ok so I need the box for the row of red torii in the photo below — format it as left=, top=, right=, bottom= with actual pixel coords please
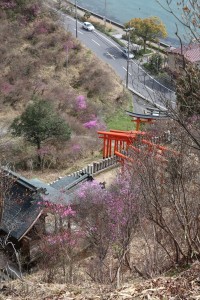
left=97, top=111, right=176, bottom=163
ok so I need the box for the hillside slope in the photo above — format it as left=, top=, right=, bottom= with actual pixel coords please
left=1, top=261, right=200, bottom=299
left=0, top=0, right=130, bottom=170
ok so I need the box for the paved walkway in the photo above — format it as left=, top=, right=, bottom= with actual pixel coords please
left=94, top=166, right=119, bottom=186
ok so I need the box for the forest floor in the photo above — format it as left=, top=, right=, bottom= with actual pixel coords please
left=1, top=261, right=200, bottom=299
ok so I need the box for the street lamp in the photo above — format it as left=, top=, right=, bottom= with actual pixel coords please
left=124, top=27, right=134, bottom=88
left=75, top=0, right=78, bottom=38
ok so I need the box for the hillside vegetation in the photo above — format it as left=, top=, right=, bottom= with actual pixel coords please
left=0, top=0, right=130, bottom=171
left=1, top=2, right=200, bottom=300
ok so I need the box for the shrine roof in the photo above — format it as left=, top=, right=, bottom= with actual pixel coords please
left=0, top=169, right=92, bottom=241
left=125, top=110, right=169, bottom=119
left=0, top=169, right=43, bottom=241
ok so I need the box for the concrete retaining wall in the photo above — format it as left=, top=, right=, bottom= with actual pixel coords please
left=68, top=1, right=125, bottom=29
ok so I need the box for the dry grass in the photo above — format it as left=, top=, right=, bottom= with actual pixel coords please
left=0, top=5, right=131, bottom=172
left=19, top=156, right=118, bottom=184
left=1, top=262, right=200, bottom=299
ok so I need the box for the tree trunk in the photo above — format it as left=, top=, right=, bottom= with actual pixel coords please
left=36, top=140, right=42, bottom=169
left=67, top=218, right=73, bottom=283
left=0, top=197, right=4, bottom=223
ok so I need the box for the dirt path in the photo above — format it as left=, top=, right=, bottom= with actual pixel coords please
left=93, top=166, right=119, bottom=186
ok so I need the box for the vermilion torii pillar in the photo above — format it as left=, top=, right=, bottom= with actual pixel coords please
left=98, top=130, right=146, bottom=159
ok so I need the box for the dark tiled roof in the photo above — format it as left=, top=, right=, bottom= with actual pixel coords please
left=0, top=169, right=93, bottom=240
left=0, top=175, right=43, bottom=241
left=29, top=178, right=73, bottom=205
left=50, top=174, right=90, bottom=191
left=50, top=175, right=80, bottom=190
left=125, top=110, right=169, bottom=119
left=49, top=174, right=93, bottom=199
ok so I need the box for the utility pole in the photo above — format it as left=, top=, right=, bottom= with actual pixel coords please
left=104, top=0, right=107, bottom=28
left=126, top=30, right=131, bottom=88
left=125, top=26, right=134, bottom=88
left=75, top=0, right=78, bottom=38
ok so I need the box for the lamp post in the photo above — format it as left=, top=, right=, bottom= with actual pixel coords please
left=75, top=0, right=78, bottom=38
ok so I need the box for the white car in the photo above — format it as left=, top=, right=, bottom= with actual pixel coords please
left=82, top=22, right=95, bottom=31
left=122, top=48, right=134, bottom=59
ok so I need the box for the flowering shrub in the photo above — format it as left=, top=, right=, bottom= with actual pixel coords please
left=40, top=198, right=76, bottom=219
left=38, top=197, right=80, bottom=282
left=72, top=143, right=81, bottom=152
left=37, top=146, right=50, bottom=157
left=83, top=119, right=98, bottom=129
left=1, top=1, right=40, bottom=21
left=83, top=117, right=106, bottom=130
left=64, top=40, right=75, bottom=51
left=42, top=229, right=84, bottom=250
left=76, top=95, right=86, bottom=110
left=34, top=21, right=50, bottom=34
left=0, top=0, right=16, bottom=9
left=1, top=82, right=14, bottom=94
left=75, top=175, right=139, bottom=283
left=26, top=4, right=40, bottom=18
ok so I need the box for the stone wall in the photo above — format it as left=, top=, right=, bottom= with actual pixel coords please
left=69, top=156, right=118, bottom=177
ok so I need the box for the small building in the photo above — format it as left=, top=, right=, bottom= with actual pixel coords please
left=0, top=168, right=92, bottom=266
left=167, top=43, right=200, bottom=76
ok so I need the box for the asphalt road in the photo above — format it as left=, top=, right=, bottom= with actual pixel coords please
left=50, top=6, right=176, bottom=113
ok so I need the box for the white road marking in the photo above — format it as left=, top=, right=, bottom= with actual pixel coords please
left=106, top=52, right=116, bottom=60
left=48, top=5, right=175, bottom=99
left=122, top=67, right=131, bottom=76
left=92, top=39, right=100, bottom=46
left=78, top=30, right=83, bottom=35
left=95, top=31, right=121, bottom=51
left=146, top=86, right=154, bottom=92
left=73, top=28, right=83, bottom=34
left=67, top=15, right=82, bottom=25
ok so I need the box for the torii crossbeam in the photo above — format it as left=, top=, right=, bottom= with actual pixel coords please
left=125, top=110, right=169, bottom=131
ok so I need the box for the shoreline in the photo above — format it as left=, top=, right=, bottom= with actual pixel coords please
left=68, top=3, right=171, bottom=51
left=68, top=2, right=172, bottom=49
left=69, top=1, right=179, bottom=47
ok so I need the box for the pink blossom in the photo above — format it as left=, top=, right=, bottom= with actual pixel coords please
left=72, top=144, right=81, bottom=152
left=35, top=22, right=49, bottom=34
left=1, top=82, right=14, bottom=95
left=0, top=1, right=16, bottom=9
left=64, top=40, right=74, bottom=51
left=76, top=95, right=86, bottom=109
left=37, top=146, right=50, bottom=157
left=41, top=198, right=76, bottom=218
left=83, top=119, right=98, bottom=129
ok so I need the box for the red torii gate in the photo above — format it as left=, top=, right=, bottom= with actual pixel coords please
left=125, top=110, right=169, bottom=131
left=97, top=130, right=146, bottom=159
left=97, top=111, right=174, bottom=163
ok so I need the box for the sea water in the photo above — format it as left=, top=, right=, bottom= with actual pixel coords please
left=77, top=0, right=188, bottom=46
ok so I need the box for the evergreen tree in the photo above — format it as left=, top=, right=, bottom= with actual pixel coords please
left=10, top=99, right=71, bottom=167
